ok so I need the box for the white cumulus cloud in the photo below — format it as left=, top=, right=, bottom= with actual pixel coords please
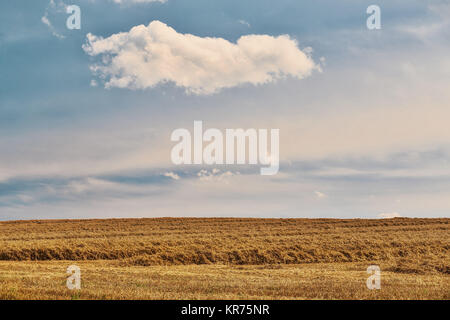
left=82, top=21, right=318, bottom=95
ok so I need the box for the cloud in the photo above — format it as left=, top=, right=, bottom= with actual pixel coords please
left=314, top=191, right=326, bottom=199
left=238, top=20, right=251, bottom=27
left=41, top=0, right=67, bottom=39
left=164, top=172, right=180, bottom=180
left=41, top=16, right=51, bottom=27
left=62, top=177, right=121, bottom=194
left=82, top=21, right=318, bottom=95
left=397, top=3, right=450, bottom=42
left=378, top=212, right=402, bottom=219
left=197, top=169, right=238, bottom=182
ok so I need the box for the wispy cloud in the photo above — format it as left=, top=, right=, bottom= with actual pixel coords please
left=397, top=2, right=450, bottom=42
left=238, top=20, right=251, bottom=27
left=314, top=191, right=326, bottom=199
left=164, top=172, right=180, bottom=180
left=197, top=169, right=238, bottom=183
left=41, top=0, right=67, bottom=39
left=378, top=212, right=402, bottom=219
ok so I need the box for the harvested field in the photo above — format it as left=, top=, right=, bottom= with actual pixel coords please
left=0, top=218, right=448, bottom=299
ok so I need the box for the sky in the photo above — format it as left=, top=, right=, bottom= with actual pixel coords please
left=0, top=0, right=449, bottom=220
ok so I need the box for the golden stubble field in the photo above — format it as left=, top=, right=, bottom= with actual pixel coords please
left=0, top=218, right=448, bottom=299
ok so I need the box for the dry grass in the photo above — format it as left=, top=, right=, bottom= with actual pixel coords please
left=0, top=218, right=448, bottom=299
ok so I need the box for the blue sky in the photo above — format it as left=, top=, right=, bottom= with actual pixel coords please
left=0, top=0, right=449, bottom=220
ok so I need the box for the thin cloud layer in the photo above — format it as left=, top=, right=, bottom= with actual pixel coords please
left=83, top=21, right=318, bottom=94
